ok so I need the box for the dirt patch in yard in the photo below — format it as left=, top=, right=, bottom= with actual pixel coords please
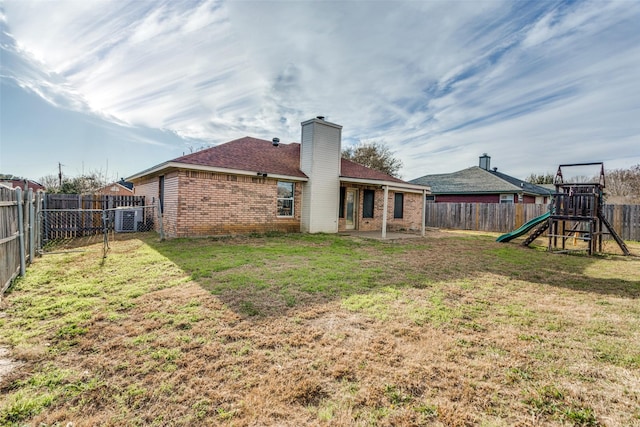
left=0, top=347, right=21, bottom=384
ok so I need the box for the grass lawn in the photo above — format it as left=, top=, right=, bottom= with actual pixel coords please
left=0, top=231, right=639, bottom=426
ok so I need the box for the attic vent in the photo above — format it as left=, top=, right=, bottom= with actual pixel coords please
left=316, top=116, right=325, bottom=120
left=272, top=137, right=280, bottom=146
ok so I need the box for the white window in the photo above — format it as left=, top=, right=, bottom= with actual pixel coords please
left=500, top=194, right=514, bottom=204
left=277, top=181, right=294, bottom=217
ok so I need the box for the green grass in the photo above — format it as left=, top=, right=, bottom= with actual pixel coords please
left=0, top=232, right=638, bottom=426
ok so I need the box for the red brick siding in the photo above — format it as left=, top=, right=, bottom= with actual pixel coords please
left=135, top=170, right=299, bottom=238
left=436, top=194, right=501, bottom=203
left=338, top=185, right=423, bottom=232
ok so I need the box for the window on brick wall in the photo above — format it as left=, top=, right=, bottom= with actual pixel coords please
left=277, top=181, right=294, bottom=217
left=363, top=189, right=374, bottom=218
left=394, top=192, right=404, bottom=219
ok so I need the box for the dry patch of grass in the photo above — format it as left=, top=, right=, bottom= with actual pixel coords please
left=1, top=231, right=639, bottom=426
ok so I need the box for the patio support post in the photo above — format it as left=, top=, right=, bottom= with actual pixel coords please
left=382, top=185, right=388, bottom=240
left=421, top=189, right=426, bottom=237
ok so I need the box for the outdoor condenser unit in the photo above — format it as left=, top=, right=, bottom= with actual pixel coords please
left=114, top=207, right=144, bottom=232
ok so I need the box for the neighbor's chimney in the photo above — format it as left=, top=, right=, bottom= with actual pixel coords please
left=479, top=153, right=491, bottom=171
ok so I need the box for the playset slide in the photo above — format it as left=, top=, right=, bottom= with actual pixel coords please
left=496, top=212, right=551, bottom=243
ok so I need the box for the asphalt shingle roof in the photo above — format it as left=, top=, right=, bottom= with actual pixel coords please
left=163, top=137, right=410, bottom=185
left=172, top=137, right=307, bottom=178
left=410, top=166, right=551, bottom=196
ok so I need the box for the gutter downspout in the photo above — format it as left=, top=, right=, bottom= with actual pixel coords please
left=382, top=185, right=389, bottom=240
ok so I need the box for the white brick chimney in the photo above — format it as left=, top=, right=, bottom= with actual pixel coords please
left=300, top=116, right=342, bottom=233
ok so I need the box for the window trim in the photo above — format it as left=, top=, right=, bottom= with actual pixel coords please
left=277, top=181, right=295, bottom=217
left=500, top=194, right=514, bottom=204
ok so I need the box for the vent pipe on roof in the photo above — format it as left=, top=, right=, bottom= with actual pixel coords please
left=272, top=137, right=280, bottom=147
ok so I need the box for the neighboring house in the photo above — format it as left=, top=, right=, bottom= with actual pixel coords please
left=410, top=154, right=552, bottom=204
left=127, top=117, right=431, bottom=238
left=0, top=179, right=45, bottom=192
left=95, top=179, right=134, bottom=196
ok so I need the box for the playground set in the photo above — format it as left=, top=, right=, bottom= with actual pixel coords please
left=497, top=162, right=630, bottom=256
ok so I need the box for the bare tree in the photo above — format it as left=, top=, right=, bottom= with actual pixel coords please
left=342, top=141, right=403, bottom=178
left=606, top=164, right=640, bottom=203
left=40, top=170, right=109, bottom=194
left=525, top=173, right=555, bottom=184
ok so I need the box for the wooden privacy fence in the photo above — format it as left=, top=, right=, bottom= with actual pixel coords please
left=425, top=202, right=640, bottom=240
left=45, top=194, right=144, bottom=210
left=42, top=194, right=147, bottom=242
left=1, top=186, right=43, bottom=296
left=603, top=204, right=640, bottom=241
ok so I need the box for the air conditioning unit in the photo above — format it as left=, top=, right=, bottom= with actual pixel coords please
left=114, top=207, right=143, bottom=232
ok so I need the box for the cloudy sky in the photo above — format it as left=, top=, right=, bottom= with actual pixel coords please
left=1, top=0, right=639, bottom=183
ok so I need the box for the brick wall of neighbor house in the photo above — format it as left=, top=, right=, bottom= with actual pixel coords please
left=435, top=194, right=541, bottom=204
left=174, top=170, right=301, bottom=237
left=338, top=186, right=423, bottom=232
left=436, top=194, right=501, bottom=203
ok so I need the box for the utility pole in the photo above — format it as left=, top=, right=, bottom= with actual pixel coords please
left=58, top=162, right=63, bottom=187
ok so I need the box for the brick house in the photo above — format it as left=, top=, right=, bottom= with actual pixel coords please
left=0, top=179, right=45, bottom=192
left=95, top=180, right=134, bottom=196
left=410, top=154, right=552, bottom=204
left=127, top=117, right=430, bottom=238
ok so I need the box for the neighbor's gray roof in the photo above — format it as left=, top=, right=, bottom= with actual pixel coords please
left=410, top=166, right=552, bottom=196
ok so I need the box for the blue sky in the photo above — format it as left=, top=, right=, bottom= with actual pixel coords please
left=1, top=0, right=639, bottom=183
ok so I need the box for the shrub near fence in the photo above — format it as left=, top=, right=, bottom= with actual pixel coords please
left=1, top=186, right=43, bottom=295
left=425, top=202, right=640, bottom=240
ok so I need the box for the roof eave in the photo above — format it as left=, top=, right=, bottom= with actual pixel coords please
left=127, top=162, right=308, bottom=182
left=340, top=176, right=431, bottom=194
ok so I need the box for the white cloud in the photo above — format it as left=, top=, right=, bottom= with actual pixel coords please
left=2, top=0, right=640, bottom=181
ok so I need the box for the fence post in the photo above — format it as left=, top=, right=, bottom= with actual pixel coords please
left=102, top=208, right=109, bottom=258
left=28, top=188, right=35, bottom=263
left=16, top=188, right=26, bottom=277
left=42, top=194, right=49, bottom=247
left=156, top=199, right=165, bottom=241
